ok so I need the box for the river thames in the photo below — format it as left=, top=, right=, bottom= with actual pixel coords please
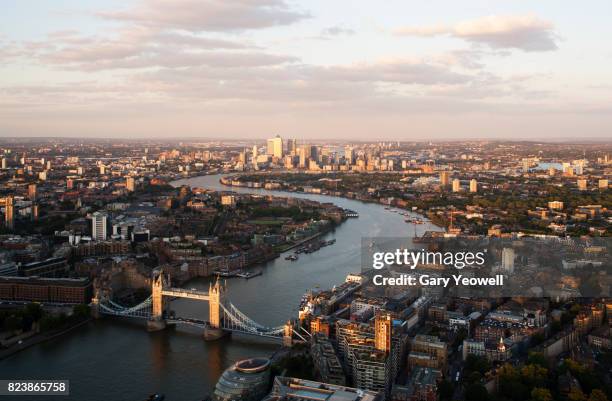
left=0, top=174, right=440, bottom=401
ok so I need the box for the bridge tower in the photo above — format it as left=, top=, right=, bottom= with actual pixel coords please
left=204, top=277, right=228, bottom=340
left=208, top=277, right=226, bottom=328
left=147, top=271, right=167, bottom=331
left=283, top=320, right=293, bottom=347
left=90, top=287, right=101, bottom=319
left=151, top=272, right=164, bottom=319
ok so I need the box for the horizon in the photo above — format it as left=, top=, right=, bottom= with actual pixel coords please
left=0, top=135, right=611, bottom=144
left=1, top=1, right=612, bottom=139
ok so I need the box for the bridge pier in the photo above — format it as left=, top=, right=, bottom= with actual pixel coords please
left=147, top=318, right=167, bottom=332
left=203, top=325, right=229, bottom=341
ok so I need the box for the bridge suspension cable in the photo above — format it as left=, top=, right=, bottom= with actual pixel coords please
left=219, top=303, right=285, bottom=338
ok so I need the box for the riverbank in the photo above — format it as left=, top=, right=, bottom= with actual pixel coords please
left=216, top=174, right=439, bottom=228
left=0, top=318, right=91, bottom=361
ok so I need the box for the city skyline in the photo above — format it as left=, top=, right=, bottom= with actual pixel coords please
left=1, top=0, right=612, bottom=140
left=0, top=138, right=609, bottom=400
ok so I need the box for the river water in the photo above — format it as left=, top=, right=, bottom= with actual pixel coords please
left=0, top=174, right=440, bottom=401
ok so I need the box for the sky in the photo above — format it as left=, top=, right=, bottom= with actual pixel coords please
left=0, top=0, right=611, bottom=141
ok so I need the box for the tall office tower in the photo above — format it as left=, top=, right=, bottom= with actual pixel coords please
left=577, top=178, right=588, bottom=191
left=501, top=247, right=515, bottom=273
left=66, top=178, right=74, bottom=189
left=469, top=179, right=478, bottom=193
left=599, top=179, right=609, bottom=190
left=375, top=314, right=392, bottom=353
left=252, top=145, right=258, bottom=159
left=439, top=171, right=450, bottom=186
left=522, top=158, right=530, bottom=172
left=284, top=155, right=294, bottom=169
left=238, top=150, right=247, bottom=164
left=308, top=159, right=320, bottom=171
left=4, top=196, right=14, bottom=230
left=1, top=158, right=6, bottom=169
left=452, top=179, right=461, bottom=192
left=99, top=165, right=106, bottom=175
left=345, top=146, right=354, bottom=165
left=31, top=204, right=39, bottom=221
left=91, top=211, right=108, bottom=241
left=286, top=138, right=297, bottom=155
left=28, top=183, right=37, bottom=200
left=46, top=161, right=52, bottom=170
left=298, top=146, right=308, bottom=168
left=267, top=135, right=283, bottom=158
left=574, top=165, right=584, bottom=175
left=310, top=145, right=319, bottom=162
left=126, top=176, right=135, bottom=192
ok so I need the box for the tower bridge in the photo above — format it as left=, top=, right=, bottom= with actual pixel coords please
left=92, top=272, right=305, bottom=345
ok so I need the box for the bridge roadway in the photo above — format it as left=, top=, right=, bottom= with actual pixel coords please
left=167, top=317, right=208, bottom=328
left=161, top=287, right=210, bottom=301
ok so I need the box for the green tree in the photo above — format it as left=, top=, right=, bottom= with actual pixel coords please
left=527, top=352, right=547, bottom=368
left=465, top=354, right=491, bottom=375
left=521, top=364, right=548, bottom=388
left=465, top=384, right=488, bottom=401
left=25, top=303, right=44, bottom=321
left=569, top=388, right=587, bottom=401
left=588, top=390, right=608, bottom=401
left=4, top=315, right=22, bottom=333
left=530, top=388, right=552, bottom=401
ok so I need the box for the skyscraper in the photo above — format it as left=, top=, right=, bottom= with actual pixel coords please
left=375, top=313, right=392, bottom=353
left=4, top=196, right=14, bottom=230
left=126, top=176, right=135, bottom=192
left=298, top=146, right=308, bottom=168
left=577, top=179, right=587, bottom=191
left=267, top=135, right=283, bottom=158
left=439, top=171, right=450, bottom=186
left=452, top=179, right=461, bottom=192
left=345, top=146, right=354, bottom=165
left=284, top=155, right=294, bottom=169
left=286, top=138, right=297, bottom=155
left=28, top=183, right=37, bottom=200
left=469, top=179, right=478, bottom=193
left=501, top=247, right=515, bottom=273
left=91, top=211, right=108, bottom=241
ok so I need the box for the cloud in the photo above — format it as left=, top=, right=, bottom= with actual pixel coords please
left=395, top=15, right=558, bottom=52
left=321, top=26, right=355, bottom=36
left=11, top=1, right=308, bottom=71
left=310, top=59, right=472, bottom=86
left=99, top=0, right=309, bottom=32
left=18, top=27, right=294, bottom=70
